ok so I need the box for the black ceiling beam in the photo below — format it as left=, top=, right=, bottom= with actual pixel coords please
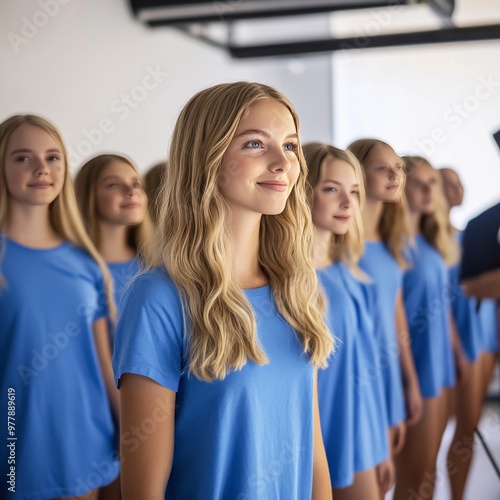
left=228, top=23, right=500, bottom=58
left=135, top=0, right=418, bottom=25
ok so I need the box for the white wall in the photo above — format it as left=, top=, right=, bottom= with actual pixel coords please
left=0, top=0, right=333, bottom=175
left=330, top=1, right=500, bottom=229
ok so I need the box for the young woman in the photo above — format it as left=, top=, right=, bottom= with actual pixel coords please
left=0, top=115, right=119, bottom=499
left=112, top=82, right=334, bottom=499
left=393, top=156, right=467, bottom=500
left=439, top=167, right=498, bottom=499
left=304, top=142, right=393, bottom=499
left=74, top=154, right=151, bottom=319
left=348, top=139, right=423, bottom=457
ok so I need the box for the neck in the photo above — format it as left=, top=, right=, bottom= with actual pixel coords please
left=98, top=222, right=135, bottom=262
left=363, top=198, right=384, bottom=241
left=226, top=209, right=267, bottom=289
left=408, top=210, right=421, bottom=235
left=4, top=202, right=62, bottom=247
left=312, top=226, right=333, bottom=269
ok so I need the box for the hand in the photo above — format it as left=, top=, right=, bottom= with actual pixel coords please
left=376, top=457, right=395, bottom=496
left=404, top=379, right=423, bottom=427
left=391, top=422, right=406, bottom=455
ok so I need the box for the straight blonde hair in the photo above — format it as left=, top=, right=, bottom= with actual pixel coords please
left=74, top=153, right=153, bottom=257
left=303, top=142, right=367, bottom=274
left=0, top=115, right=117, bottom=322
left=348, top=138, right=411, bottom=268
left=148, top=81, right=334, bottom=381
left=404, top=155, right=459, bottom=266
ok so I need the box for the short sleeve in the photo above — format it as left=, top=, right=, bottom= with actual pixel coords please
left=112, top=268, right=185, bottom=392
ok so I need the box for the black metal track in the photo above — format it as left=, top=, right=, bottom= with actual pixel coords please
left=227, top=23, right=500, bottom=58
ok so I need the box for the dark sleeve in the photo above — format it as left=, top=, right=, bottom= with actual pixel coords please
left=460, top=204, right=500, bottom=280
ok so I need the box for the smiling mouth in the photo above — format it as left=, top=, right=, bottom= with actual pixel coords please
left=28, top=183, right=52, bottom=189
left=334, top=215, right=350, bottom=221
left=257, top=182, right=288, bottom=192
left=387, top=185, right=399, bottom=190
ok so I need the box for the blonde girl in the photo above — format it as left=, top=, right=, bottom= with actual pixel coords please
left=112, top=82, right=334, bottom=499
left=304, top=142, right=394, bottom=500
left=75, top=154, right=152, bottom=320
left=0, top=115, right=119, bottom=499
left=394, top=156, right=467, bottom=500
left=348, top=139, right=423, bottom=457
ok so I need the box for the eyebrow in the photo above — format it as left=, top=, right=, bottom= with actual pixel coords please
left=235, top=129, right=298, bottom=140
left=323, top=179, right=359, bottom=187
left=9, top=148, right=62, bottom=156
left=101, top=175, right=141, bottom=182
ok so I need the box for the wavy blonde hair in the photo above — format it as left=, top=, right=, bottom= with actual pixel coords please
left=303, top=142, right=366, bottom=273
left=0, top=115, right=117, bottom=322
left=348, top=138, right=411, bottom=268
left=74, top=154, right=153, bottom=256
left=148, top=81, right=334, bottom=381
left=404, top=155, right=459, bottom=266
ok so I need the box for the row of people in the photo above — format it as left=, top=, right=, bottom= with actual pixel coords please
left=0, top=81, right=497, bottom=500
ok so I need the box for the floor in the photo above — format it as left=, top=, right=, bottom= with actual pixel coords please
left=386, top=367, right=500, bottom=499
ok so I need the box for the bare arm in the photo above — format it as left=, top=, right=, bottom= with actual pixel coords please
left=93, top=317, right=120, bottom=419
left=395, top=292, right=423, bottom=426
left=312, top=370, right=332, bottom=500
left=462, top=269, right=500, bottom=299
left=120, top=373, right=176, bottom=500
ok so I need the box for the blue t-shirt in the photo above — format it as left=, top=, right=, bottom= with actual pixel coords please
left=403, top=235, right=456, bottom=398
left=317, top=263, right=355, bottom=488
left=317, top=263, right=389, bottom=479
left=113, top=267, right=315, bottom=500
left=107, top=257, right=141, bottom=311
left=107, top=257, right=141, bottom=349
left=359, top=241, right=406, bottom=427
left=0, top=236, right=119, bottom=500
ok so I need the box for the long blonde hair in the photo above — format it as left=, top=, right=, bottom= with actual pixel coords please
left=348, top=138, right=411, bottom=268
left=0, top=115, right=117, bottom=322
left=404, top=155, right=459, bottom=265
left=303, top=142, right=366, bottom=271
left=74, top=154, right=153, bottom=256
left=143, top=161, right=165, bottom=224
left=148, top=81, right=334, bottom=381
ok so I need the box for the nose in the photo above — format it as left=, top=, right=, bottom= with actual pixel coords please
left=268, top=147, right=292, bottom=174
left=34, top=157, right=49, bottom=176
left=340, top=191, right=351, bottom=208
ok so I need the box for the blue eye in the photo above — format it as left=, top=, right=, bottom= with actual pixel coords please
left=245, top=140, right=262, bottom=149
left=323, top=187, right=337, bottom=193
left=283, top=143, right=298, bottom=152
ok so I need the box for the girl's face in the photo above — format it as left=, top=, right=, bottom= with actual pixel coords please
left=219, top=99, right=300, bottom=217
left=4, top=123, right=65, bottom=208
left=96, top=160, right=147, bottom=227
left=363, top=144, right=405, bottom=203
left=312, top=157, right=360, bottom=235
left=440, top=168, right=464, bottom=208
left=405, top=161, right=438, bottom=215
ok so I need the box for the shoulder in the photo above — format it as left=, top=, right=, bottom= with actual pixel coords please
left=122, top=267, right=183, bottom=311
